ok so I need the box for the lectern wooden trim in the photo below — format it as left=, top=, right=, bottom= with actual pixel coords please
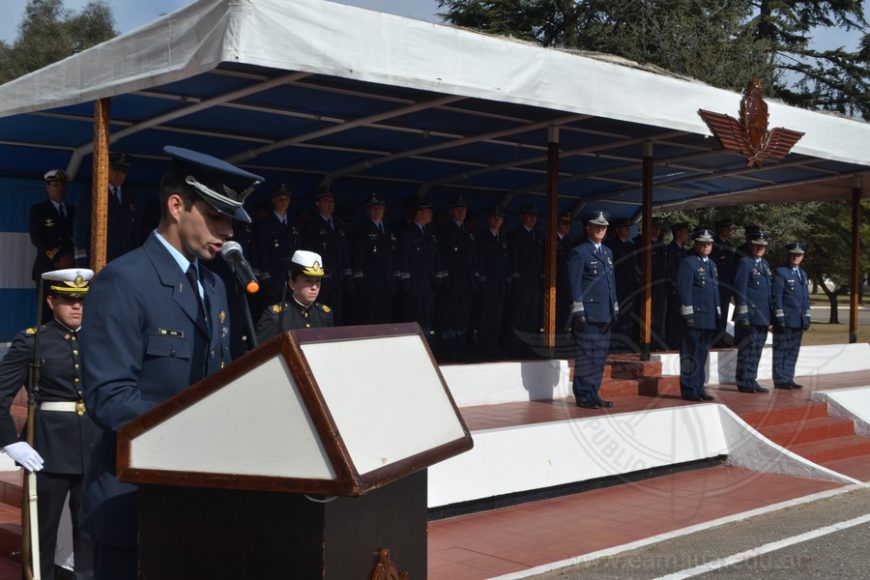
left=117, top=322, right=473, bottom=496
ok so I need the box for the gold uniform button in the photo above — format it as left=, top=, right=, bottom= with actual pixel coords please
left=74, top=363, right=79, bottom=369
left=305, top=323, right=311, bottom=328
left=72, top=350, right=79, bottom=356
left=73, top=377, right=80, bottom=383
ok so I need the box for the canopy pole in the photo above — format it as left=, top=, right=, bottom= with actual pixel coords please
left=91, top=98, right=111, bottom=272
left=849, top=175, right=862, bottom=344
left=544, top=126, right=560, bottom=352
left=640, top=142, right=653, bottom=361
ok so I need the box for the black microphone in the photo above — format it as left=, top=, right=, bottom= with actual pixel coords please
left=220, top=241, right=260, bottom=294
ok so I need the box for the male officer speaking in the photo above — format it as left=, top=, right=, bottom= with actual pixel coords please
left=566, top=210, right=618, bottom=409
left=677, top=228, right=720, bottom=401
left=772, top=242, right=811, bottom=389
left=80, top=147, right=262, bottom=579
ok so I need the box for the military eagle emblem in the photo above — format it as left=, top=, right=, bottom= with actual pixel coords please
left=698, top=78, right=804, bottom=168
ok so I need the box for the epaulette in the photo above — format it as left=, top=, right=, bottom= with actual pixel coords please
left=316, top=303, right=333, bottom=315
left=270, top=303, right=285, bottom=314
left=24, top=327, right=37, bottom=336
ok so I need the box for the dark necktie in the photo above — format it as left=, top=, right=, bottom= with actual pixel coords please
left=186, top=265, right=208, bottom=332
left=58, top=204, right=66, bottom=219
left=327, top=218, right=334, bottom=231
left=378, top=223, right=385, bottom=235
left=794, top=269, right=801, bottom=282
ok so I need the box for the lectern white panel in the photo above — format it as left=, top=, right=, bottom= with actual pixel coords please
left=130, top=355, right=336, bottom=479
left=301, top=335, right=467, bottom=475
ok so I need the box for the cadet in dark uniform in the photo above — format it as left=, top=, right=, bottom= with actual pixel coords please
left=75, top=153, right=138, bottom=267
left=396, top=197, right=443, bottom=339
left=635, top=218, right=669, bottom=351
left=772, top=242, right=811, bottom=389
left=606, top=218, right=639, bottom=351
left=30, top=170, right=76, bottom=322
left=711, top=219, right=738, bottom=346
left=256, top=250, right=334, bottom=342
left=80, top=146, right=259, bottom=579
left=506, top=203, right=544, bottom=358
left=253, top=184, right=299, bottom=306
left=665, top=222, right=689, bottom=349
left=555, top=212, right=574, bottom=334
left=350, top=194, right=396, bottom=325
left=473, top=207, right=510, bottom=361
left=301, top=186, right=351, bottom=324
left=0, top=268, right=100, bottom=580
left=566, top=210, right=619, bottom=409
left=677, top=229, right=720, bottom=401
left=436, top=195, right=476, bottom=361
left=733, top=229, right=773, bottom=393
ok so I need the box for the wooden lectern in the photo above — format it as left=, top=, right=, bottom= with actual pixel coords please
left=117, top=323, right=473, bottom=579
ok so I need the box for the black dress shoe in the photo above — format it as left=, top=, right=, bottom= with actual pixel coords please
left=682, top=394, right=702, bottom=401
left=774, top=383, right=794, bottom=390
left=700, top=394, right=716, bottom=401
left=737, top=387, right=756, bottom=393
left=577, top=401, right=601, bottom=409
left=754, top=386, right=770, bottom=393
left=790, top=382, right=804, bottom=390
left=598, top=400, right=615, bottom=408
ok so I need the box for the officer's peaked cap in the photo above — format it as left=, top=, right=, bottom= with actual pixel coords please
left=584, top=210, right=610, bottom=226
left=44, top=169, right=67, bottom=183
left=109, top=152, right=131, bottom=170
left=290, top=250, right=325, bottom=277
left=520, top=203, right=539, bottom=215
left=671, top=222, right=689, bottom=233
left=747, top=230, right=769, bottom=246
left=786, top=241, right=806, bottom=254
left=42, top=268, right=94, bottom=298
left=692, top=228, right=715, bottom=243
left=365, top=193, right=386, bottom=207
left=449, top=195, right=468, bottom=208
left=412, top=197, right=433, bottom=212
left=164, top=146, right=262, bottom=223
left=315, top=185, right=333, bottom=200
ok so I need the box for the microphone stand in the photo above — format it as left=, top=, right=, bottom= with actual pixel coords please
left=229, top=262, right=258, bottom=351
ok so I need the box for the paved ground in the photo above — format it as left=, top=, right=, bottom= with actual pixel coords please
left=527, top=485, right=870, bottom=579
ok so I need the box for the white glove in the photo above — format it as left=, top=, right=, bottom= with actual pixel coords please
left=4, top=442, right=44, bottom=472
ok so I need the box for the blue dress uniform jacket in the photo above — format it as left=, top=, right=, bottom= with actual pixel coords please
left=566, top=240, right=618, bottom=325
left=29, top=200, right=76, bottom=281
left=301, top=215, right=351, bottom=323
left=772, top=266, right=811, bottom=387
left=253, top=213, right=300, bottom=304
left=567, top=240, right=618, bottom=406
left=733, top=256, right=773, bottom=326
left=80, top=232, right=232, bottom=548
left=676, top=255, right=720, bottom=330
left=676, top=254, right=720, bottom=399
left=350, top=220, right=396, bottom=324
left=0, top=321, right=101, bottom=578
left=773, top=267, right=811, bottom=328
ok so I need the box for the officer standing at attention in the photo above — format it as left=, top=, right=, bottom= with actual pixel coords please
left=437, top=195, right=476, bottom=361
left=301, top=186, right=351, bottom=324
left=0, top=268, right=101, bottom=580
left=677, top=229, right=720, bottom=401
left=256, top=250, right=333, bottom=342
left=733, top=229, right=773, bottom=393
left=665, top=222, right=690, bottom=349
left=80, top=146, right=260, bottom=579
left=606, top=218, right=639, bottom=351
left=710, top=219, right=738, bottom=346
left=506, top=203, right=544, bottom=358
left=566, top=210, right=618, bottom=409
left=253, top=184, right=299, bottom=306
left=30, top=170, right=76, bottom=321
left=75, top=153, right=138, bottom=267
left=555, top=212, right=574, bottom=334
left=350, top=194, right=395, bottom=325
left=772, top=242, right=811, bottom=389
left=397, top=197, right=442, bottom=339
left=473, top=207, right=510, bottom=360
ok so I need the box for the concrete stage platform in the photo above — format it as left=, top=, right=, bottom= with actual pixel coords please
left=428, top=360, right=870, bottom=580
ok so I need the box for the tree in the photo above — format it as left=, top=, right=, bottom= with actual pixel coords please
left=438, top=0, right=869, bottom=116
left=0, top=0, right=117, bottom=84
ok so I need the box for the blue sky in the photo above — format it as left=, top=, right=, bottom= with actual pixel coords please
left=0, top=0, right=865, bottom=51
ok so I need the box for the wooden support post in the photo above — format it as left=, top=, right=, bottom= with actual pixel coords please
left=91, top=98, right=111, bottom=272
left=849, top=175, right=862, bottom=344
left=640, top=142, right=653, bottom=361
left=544, top=126, right=560, bottom=351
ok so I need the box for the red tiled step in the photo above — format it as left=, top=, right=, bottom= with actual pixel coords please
left=638, top=375, right=680, bottom=397
left=739, top=401, right=831, bottom=429
left=788, top=435, right=870, bottom=464
left=759, top=416, right=856, bottom=447
left=0, top=473, right=21, bottom=509
left=0, top=523, right=21, bottom=561
left=608, top=358, right=663, bottom=379
left=599, top=378, right=641, bottom=398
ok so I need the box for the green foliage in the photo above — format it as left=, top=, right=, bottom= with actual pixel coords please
left=0, top=0, right=117, bottom=84
left=438, top=0, right=869, bottom=117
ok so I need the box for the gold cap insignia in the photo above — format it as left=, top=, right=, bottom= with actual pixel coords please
left=218, top=310, right=226, bottom=323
